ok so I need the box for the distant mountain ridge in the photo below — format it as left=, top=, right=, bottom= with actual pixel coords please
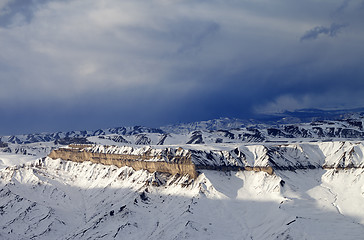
left=161, top=108, right=364, bottom=133
left=160, top=117, right=252, bottom=134
left=0, top=126, right=163, bottom=145
left=257, top=107, right=364, bottom=124
left=1, top=108, right=364, bottom=148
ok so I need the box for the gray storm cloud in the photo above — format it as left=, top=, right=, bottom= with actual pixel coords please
left=0, top=0, right=363, bottom=134
left=300, top=23, right=347, bottom=41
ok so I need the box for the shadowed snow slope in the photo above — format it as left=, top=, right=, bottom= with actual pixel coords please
left=0, top=158, right=364, bottom=240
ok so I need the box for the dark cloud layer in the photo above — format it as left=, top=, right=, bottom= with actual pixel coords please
left=0, top=0, right=364, bottom=135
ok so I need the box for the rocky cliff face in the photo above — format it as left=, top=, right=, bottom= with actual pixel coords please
left=48, top=145, right=198, bottom=179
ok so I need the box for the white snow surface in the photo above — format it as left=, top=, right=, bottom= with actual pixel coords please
left=0, top=152, right=39, bottom=170
left=0, top=157, right=364, bottom=239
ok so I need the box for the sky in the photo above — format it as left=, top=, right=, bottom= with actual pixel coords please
left=0, top=0, right=364, bottom=135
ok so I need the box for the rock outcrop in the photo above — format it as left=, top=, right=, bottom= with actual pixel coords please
left=48, top=145, right=199, bottom=179
left=48, top=145, right=276, bottom=178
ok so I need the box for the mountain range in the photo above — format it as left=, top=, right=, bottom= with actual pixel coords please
left=1, top=109, right=364, bottom=153
left=1, top=109, right=364, bottom=239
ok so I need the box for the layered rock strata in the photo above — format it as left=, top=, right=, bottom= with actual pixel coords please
left=48, top=145, right=198, bottom=179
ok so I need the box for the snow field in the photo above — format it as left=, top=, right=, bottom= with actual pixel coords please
left=0, top=157, right=363, bottom=239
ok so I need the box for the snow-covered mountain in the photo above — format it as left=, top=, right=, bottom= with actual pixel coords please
left=1, top=113, right=364, bottom=239
left=2, top=115, right=364, bottom=153
left=0, top=126, right=163, bottom=145
left=0, top=158, right=363, bottom=239
left=161, top=108, right=364, bottom=133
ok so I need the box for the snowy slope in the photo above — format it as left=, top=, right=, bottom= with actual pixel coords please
left=0, top=152, right=39, bottom=170
left=0, top=158, right=363, bottom=240
left=80, top=141, right=364, bottom=170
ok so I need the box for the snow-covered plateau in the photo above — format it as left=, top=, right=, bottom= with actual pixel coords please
left=0, top=157, right=364, bottom=239
left=1, top=116, right=364, bottom=239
